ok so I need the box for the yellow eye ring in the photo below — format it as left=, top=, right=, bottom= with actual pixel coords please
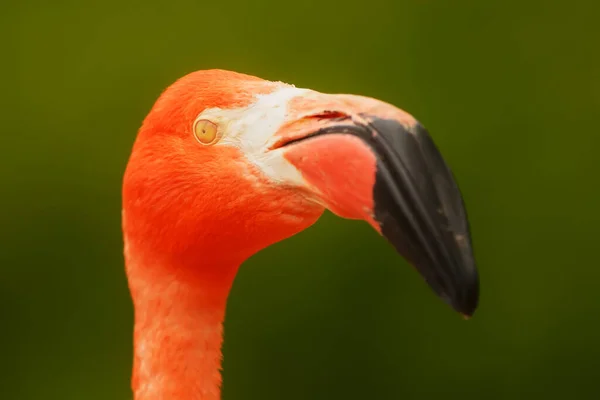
left=193, top=119, right=220, bottom=145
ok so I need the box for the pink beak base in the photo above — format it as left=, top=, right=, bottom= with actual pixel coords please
left=283, top=132, right=381, bottom=232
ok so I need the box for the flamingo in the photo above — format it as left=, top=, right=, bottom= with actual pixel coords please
left=122, top=69, right=479, bottom=400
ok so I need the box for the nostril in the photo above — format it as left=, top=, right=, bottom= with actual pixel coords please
left=269, top=112, right=353, bottom=151
left=309, top=110, right=349, bottom=121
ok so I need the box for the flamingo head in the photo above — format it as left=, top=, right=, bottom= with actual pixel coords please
left=123, top=69, right=479, bottom=317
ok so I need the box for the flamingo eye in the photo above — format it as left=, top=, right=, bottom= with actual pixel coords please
left=193, top=119, right=220, bottom=145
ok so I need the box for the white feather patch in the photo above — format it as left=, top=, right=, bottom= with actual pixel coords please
left=194, top=86, right=312, bottom=186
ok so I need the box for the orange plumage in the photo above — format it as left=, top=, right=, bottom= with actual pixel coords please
left=123, top=69, right=479, bottom=400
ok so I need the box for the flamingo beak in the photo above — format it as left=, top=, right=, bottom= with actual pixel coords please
left=274, top=113, right=479, bottom=317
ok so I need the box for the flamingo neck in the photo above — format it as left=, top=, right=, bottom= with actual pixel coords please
left=125, top=243, right=240, bottom=400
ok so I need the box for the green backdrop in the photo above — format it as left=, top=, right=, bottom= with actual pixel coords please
left=2, top=1, right=599, bottom=399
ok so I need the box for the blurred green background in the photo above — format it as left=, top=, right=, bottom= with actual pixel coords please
left=2, top=0, right=599, bottom=399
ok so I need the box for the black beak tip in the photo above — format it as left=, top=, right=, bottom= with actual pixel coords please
left=431, top=267, right=479, bottom=318
left=365, top=116, right=480, bottom=320
left=454, top=274, right=480, bottom=319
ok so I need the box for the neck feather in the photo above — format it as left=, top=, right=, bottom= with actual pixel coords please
left=125, top=239, right=240, bottom=400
